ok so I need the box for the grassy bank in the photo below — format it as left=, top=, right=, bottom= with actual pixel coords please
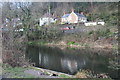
left=1, top=63, right=113, bottom=79
left=27, top=40, right=118, bottom=50
left=1, top=63, right=72, bottom=78
left=27, top=25, right=118, bottom=50
left=2, top=64, right=36, bottom=78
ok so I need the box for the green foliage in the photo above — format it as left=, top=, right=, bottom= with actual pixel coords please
left=95, top=29, right=112, bottom=38
left=88, top=30, right=94, bottom=35
left=28, top=26, right=63, bottom=42
left=58, top=74, right=71, bottom=78
left=112, top=45, right=118, bottom=50
left=67, top=41, right=75, bottom=45
left=108, top=55, right=120, bottom=70
left=27, top=41, right=46, bottom=45
left=2, top=63, right=38, bottom=78
left=84, top=43, right=90, bottom=48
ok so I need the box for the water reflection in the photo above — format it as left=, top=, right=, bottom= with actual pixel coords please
left=26, top=45, right=118, bottom=78
left=61, top=58, right=78, bottom=74
left=36, top=46, right=89, bottom=74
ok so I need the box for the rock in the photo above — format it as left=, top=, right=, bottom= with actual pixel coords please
left=97, top=73, right=108, bottom=78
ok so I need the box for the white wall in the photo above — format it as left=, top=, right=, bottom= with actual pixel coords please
left=40, top=17, right=56, bottom=26
left=97, top=22, right=105, bottom=25
left=84, top=22, right=97, bottom=26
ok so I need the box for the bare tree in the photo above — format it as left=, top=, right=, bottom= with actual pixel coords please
left=2, top=2, right=30, bottom=67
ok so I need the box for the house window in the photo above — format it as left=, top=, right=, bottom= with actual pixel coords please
left=81, top=18, right=83, bottom=20
left=79, top=18, right=81, bottom=20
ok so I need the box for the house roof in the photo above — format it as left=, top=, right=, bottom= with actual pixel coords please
left=61, top=14, right=70, bottom=18
left=42, top=13, right=56, bottom=18
left=61, top=12, right=86, bottom=18
left=75, top=13, right=86, bottom=17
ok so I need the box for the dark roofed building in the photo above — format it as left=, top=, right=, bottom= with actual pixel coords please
left=61, top=10, right=87, bottom=24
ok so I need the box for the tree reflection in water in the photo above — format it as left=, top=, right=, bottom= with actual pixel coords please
left=26, top=45, right=118, bottom=78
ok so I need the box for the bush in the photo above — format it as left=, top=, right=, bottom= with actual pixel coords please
left=67, top=41, right=75, bottom=45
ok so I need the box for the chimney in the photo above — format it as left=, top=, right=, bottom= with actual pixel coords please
left=63, top=10, right=66, bottom=15
left=81, top=12, right=84, bottom=15
left=72, top=8, right=74, bottom=12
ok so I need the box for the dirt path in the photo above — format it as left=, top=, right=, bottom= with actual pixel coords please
left=24, top=69, right=60, bottom=78
left=2, top=66, right=72, bottom=78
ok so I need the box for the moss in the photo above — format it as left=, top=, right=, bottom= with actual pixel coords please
left=58, top=74, right=71, bottom=78
left=2, top=64, right=38, bottom=78
left=112, top=45, right=118, bottom=50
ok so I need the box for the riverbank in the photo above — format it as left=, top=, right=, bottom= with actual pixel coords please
left=1, top=63, right=71, bottom=78
left=1, top=63, right=112, bottom=79
left=27, top=40, right=118, bottom=51
left=1, top=63, right=88, bottom=78
left=27, top=25, right=118, bottom=51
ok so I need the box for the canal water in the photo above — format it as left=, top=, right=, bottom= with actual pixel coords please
left=26, top=45, right=118, bottom=78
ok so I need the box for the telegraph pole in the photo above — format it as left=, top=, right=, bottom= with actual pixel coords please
left=90, top=0, right=94, bottom=21
left=48, top=2, right=50, bottom=25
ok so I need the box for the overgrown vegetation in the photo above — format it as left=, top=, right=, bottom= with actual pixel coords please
left=2, top=64, right=37, bottom=78
left=28, top=27, right=63, bottom=42
left=74, top=69, right=112, bottom=79
left=28, top=25, right=118, bottom=50
left=1, top=2, right=118, bottom=78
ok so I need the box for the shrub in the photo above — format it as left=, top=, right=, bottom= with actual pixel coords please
left=67, top=41, right=75, bottom=45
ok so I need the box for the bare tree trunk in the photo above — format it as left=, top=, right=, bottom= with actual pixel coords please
left=2, top=2, right=30, bottom=67
left=0, top=3, right=2, bottom=78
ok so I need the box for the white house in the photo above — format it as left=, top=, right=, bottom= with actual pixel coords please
left=39, top=13, right=57, bottom=26
left=39, top=17, right=57, bottom=26
left=61, top=10, right=87, bottom=24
